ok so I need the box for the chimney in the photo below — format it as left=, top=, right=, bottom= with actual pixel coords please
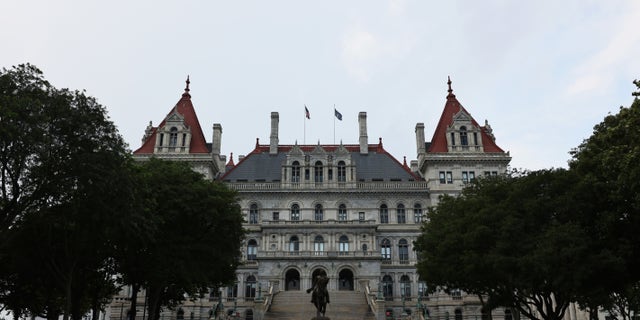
left=212, top=123, right=222, bottom=155
left=415, top=123, right=425, bottom=154
left=359, top=112, right=368, bottom=154
left=270, top=112, right=279, bottom=155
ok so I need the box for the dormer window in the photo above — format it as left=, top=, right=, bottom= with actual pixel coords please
left=460, top=126, right=468, bottom=146
left=314, top=161, right=323, bottom=183
left=291, top=161, right=301, bottom=183
left=169, top=127, right=178, bottom=147
left=337, top=161, right=346, bottom=182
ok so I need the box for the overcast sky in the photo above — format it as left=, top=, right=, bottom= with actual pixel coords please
left=2, top=1, right=639, bottom=170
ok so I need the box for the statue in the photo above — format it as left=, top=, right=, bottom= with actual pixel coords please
left=306, top=273, right=330, bottom=319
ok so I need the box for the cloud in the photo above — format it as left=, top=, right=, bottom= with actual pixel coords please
left=341, top=26, right=380, bottom=83
left=566, top=2, right=640, bottom=96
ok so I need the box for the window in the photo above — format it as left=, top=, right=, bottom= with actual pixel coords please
left=314, top=235, right=324, bottom=254
left=249, top=204, right=258, bottom=224
left=418, top=282, right=427, bottom=298
left=169, top=127, right=178, bottom=147
left=247, top=239, right=257, bottom=260
left=358, top=212, right=365, bottom=222
left=362, top=243, right=368, bottom=253
left=473, top=132, right=478, bottom=145
left=245, top=276, right=256, bottom=299
left=414, top=204, right=423, bottom=223
left=337, top=161, right=346, bottom=182
left=381, top=238, right=391, bottom=261
left=382, top=275, right=393, bottom=301
left=177, top=308, right=184, bottom=320
left=181, top=134, right=186, bottom=146
left=397, top=204, right=406, bottom=224
left=289, top=236, right=299, bottom=254
left=400, top=275, right=411, bottom=299
left=460, top=126, right=468, bottom=146
left=484, top=171, right=498, bottom=176
left=328, top=168, right=333, bottom=180
left=399, top=239, right=409, bottom=263
left=462, top=171, right=476, bottom=184
left=339, top=235, right=349, bottom=254
left=304, top=168, right=310, bottom=180
left=379, top=204, right=389, bottom=224
left=338, top=204, right=347, bottom=221
left=450, top=132, right=456, bottom=146
left=314, top=204, right=323, bottom=221
left=446, top=171, right=453, bottom=184
left=227, top=283, right=238, bottom=299
left=159, top=133, right=164, bottom=146
left=272, top=212, right=279, bottom=221
left=291, top=161, right=300, bottom=183
left=455, top=309, right=463, bottom=320
left=439, top=171, right=446, bottom=184
left=451, top=289, right=462, bottom=300
left=314, top=161, right=323, bottom=182
left=290, top=204, right=300, bottom=221
left=504, top=310, right=513, bottom=320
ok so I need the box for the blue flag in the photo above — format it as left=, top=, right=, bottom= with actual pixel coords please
left=334, top=108, right=342, bottom=121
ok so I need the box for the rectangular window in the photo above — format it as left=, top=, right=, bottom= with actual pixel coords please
left=328, top=169, right=333, bottom=180
left=473, top=132, right=478, bottom=145
left=484, top=171, right=491, bottom=176
left=469, top=171, right=475, bottom=182
left=304, top=169, right=310, bottom=180
left=446, top=171, right=453, bottom=184
left=439, top=171, right=446, bottom=184
left=359, top=212, right=365, bottom=222
left=462, top=171, right=469, bottom=184
left=450, top=132, right=456, bottom=146
left=272, top=212, right=279, bottom=221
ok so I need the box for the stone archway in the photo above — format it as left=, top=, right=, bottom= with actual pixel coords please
left=338, top=268, right=354, bottom=290
left=285, top=269, right=301, bottom=291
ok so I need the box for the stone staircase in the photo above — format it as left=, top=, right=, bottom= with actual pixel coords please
left=264, top=290, right=376, bottom=320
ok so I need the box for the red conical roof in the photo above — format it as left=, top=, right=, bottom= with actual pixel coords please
left=133, top=77, right=210, bottom=154
left=427, top=77, right=505, bottom=153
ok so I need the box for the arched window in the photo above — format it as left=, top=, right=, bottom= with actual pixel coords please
left=397, top=204, right=406, bottom=224
left=169, top=127, right=178, bottom=147
left=289, top=236, right=299, bottom=254
left=337, top=161, right=346, bottom=182
left=291, top=161, right=300, bottom=183
left=362, top=243, right=368, bottom=253
left=291, top=204, right=300, bottom=221
left=418, top=282, right=427, bottom=298
left=399, top=239, right=409, bottom=263
left=400, top=275, right=411, bottom=299
left=314, top=235, right=324, bottom=255
left=414, top=203, right=423, bottom=223
left=314, top=161, right=323, bottom=182
left=381, top=238, right=391, bottom=261
left=338, top=204, right=347, bottom=221
left=314, top=204, right=323, bottom=221
left=455, top=309, right=463, bottom=320
left=245, top=276, right=256, bottom=299
left=379, top=204, right=389, bottom=224
left=249, top=204, right=258, bottom=224
left=339, top=235, right=349, bottom=254
left=382, top=275, right=393, bottom=301
left=460, top=126, right=468, bottom=146
left=247, top=239, right=257, bottom=260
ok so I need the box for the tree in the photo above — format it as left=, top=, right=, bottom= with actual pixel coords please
left=115, top=158, right=245, bottom=320
left=0, top=64, right=141, bottom=320
left=569, top=80, right=640, bottom=319
left=415, top=169, right=619, bottom=320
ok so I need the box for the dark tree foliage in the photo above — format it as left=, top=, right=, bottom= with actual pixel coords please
left=569, top=80, right=640, bottom=319
left=0, top=64, right=141, bottom=320
left=415, top=169, right=621, bottom=320
left=117, top=158, right=245, bottom=320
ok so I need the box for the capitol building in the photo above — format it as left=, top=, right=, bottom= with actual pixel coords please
left=114, top=77, right=511, bottom=320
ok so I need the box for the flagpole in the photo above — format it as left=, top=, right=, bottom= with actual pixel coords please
left=333, top=104, right=336, bottom=145
left=304, top=106, right=306, bottom=145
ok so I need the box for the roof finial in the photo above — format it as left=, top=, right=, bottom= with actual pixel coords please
left=447, top=76, right=452, bottom=94
left=185, top=75, right=190, bottom=92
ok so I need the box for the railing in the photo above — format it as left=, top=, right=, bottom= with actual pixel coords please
left=227, top=181, right=429, bottom=191
left=257, top=250, right=380, bottom=258
left=262, top=283, right=275, bottom=312
left=362, top=281, right=378, bottom=315
left=261, top=219, right=377, bottom=226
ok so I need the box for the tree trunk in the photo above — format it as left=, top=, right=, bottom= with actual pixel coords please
left=129, top=284, right=140, bottom=320
left=145, top=285, right=162, bottom=320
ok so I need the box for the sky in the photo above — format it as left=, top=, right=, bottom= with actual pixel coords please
left=2, top=1, right=639, bottom=170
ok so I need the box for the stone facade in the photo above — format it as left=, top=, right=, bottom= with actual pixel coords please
left=120, top=78, right=513, bottom=320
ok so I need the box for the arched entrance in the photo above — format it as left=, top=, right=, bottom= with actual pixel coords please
left=338, top=269, right=354, bottom=290
left=311, top=268, right=327, bottom=288
left=285, top=269, right=300, bottom=291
